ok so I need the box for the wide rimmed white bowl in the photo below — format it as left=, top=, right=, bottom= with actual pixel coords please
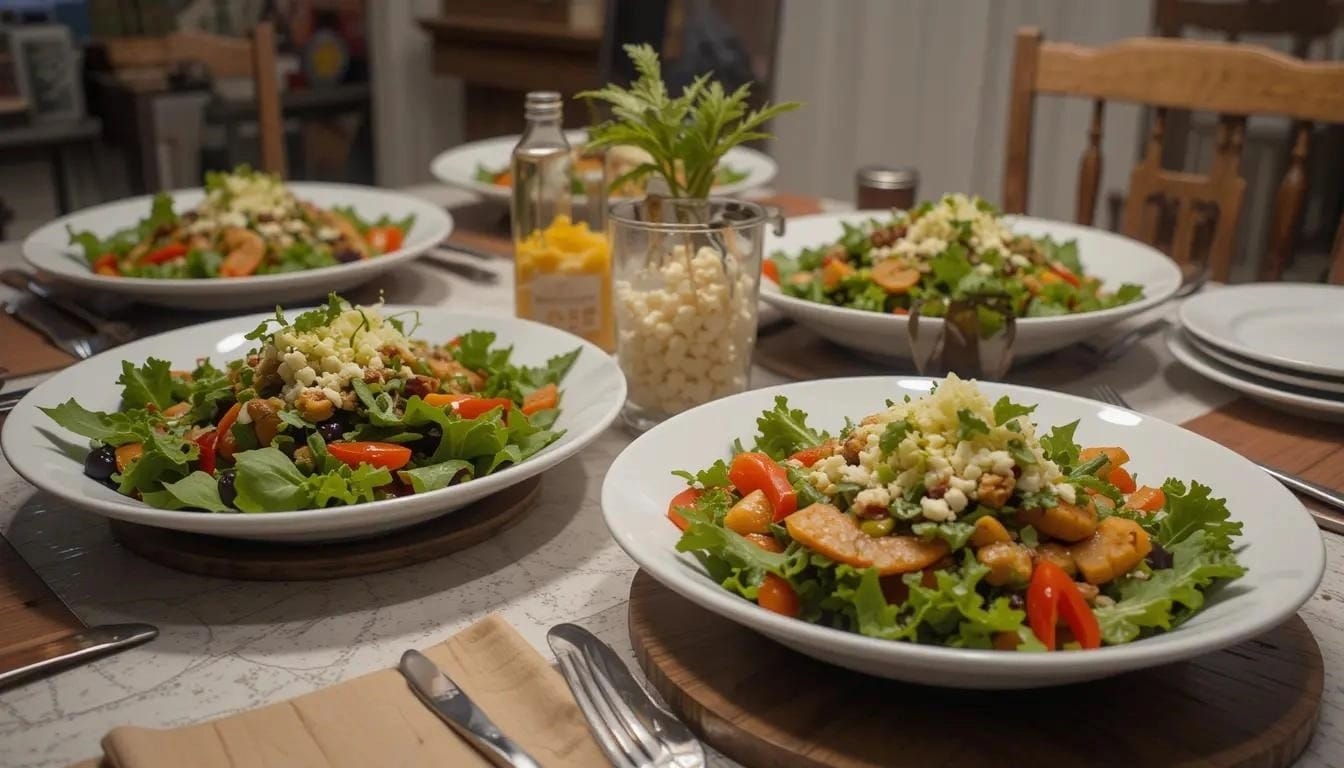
left=429, top=130, right=777, bottom=202
left=2, top=307, right=625, bottom=542
left=602, top=376, right=1323, bottom=689
left=761, top=213, right=1182, bottom=360
left=22, top=183, right=453, bottom=311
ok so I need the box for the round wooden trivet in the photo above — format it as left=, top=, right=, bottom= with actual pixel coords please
left=628, top=570, right=1323, bottom=768
left=109, top=477, right=541, bottom=581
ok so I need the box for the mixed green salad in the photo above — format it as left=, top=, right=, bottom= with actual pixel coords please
left=41, top=296, right=577, bottom=512
left=766, top=194, right=1143, bottom=332
left=667, top=375, right=1244, bottom=650
left=68, top=166, right=414, bottom=280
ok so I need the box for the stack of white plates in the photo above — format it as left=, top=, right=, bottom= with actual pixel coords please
left=1168, top=283, right=1344, bottom=419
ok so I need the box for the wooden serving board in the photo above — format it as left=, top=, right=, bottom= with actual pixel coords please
left=109, top=477, right=540, bottom=581
left=628, top=570, right=1322, bottom=768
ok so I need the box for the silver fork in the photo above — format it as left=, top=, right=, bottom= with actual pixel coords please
left=547, top=624, right=704, bottom=768
left=1091, top=384, right=1344, bottom=534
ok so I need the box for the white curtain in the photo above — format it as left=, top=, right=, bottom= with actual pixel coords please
left=771, top=0, right=1152, bottom=220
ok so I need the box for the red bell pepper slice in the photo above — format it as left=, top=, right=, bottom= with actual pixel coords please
left=142, top=243, right=189, bottom=265
left=1048, top=261, right=1082, bottom=287
left=326, top=441, right=413, bottom=471
left=666, top=487, right=702, bottom=531
left=366, top=226, right=405, bottom=253
left=1027, top=560, right=1101, bottom=650
left=728, top=452, right=797, bottom=522
left=193, top=429, right=218, bottom=475
left=762, top=259, right=780, bottom=284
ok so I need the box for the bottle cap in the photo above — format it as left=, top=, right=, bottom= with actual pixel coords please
left=525, top=91, right=563, bottom=120
left=855, top=165, right=919, bottom=190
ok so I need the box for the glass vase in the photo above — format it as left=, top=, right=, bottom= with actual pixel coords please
left=609, top=197, right=783, bottom=431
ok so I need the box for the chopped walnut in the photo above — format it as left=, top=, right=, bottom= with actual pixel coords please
left=977, top=472, right=1016, bottom=509
left=840, top=432, right=866, bottom=465
left=404, top=375, right=440, bottom=398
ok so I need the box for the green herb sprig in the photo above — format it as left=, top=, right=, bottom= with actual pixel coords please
left=577, top=43, right=800, bottom=199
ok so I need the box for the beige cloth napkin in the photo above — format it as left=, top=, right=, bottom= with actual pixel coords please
left=73, top=616, right=606, bottom=768
left=0, top=312, right=75, bottom=379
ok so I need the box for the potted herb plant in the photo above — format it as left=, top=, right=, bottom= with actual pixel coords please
left=577, top=44, right=801, bottom=429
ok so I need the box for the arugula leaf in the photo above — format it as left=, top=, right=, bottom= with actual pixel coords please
left=1072, top=475, right=1123, bottom=505
left=232, top=447, right=310, bottom=512
left=182, top=358, right=234, bottom=424
left=673, top=459, right=732, bottom=489
left=929, top=243, right=972, bottom=289
left=399, top=460, right=473, bottom=493
left=137, top=192, right=177, bottom=240
left=41, top=400, right=129, bottom=442
left=911, top=520, right=977, bottom=550
left=1040, top=420, right=1081, bottom=468
left=956, top=409, right=990, bottom=441
left=1006, top=439, right=1037, bottom=468
left=879, top=419, right=912, bottom=454
left=785, top=464, right=830, bottom=509
left=517, top=348, right=582, bottom=393
left=114, top=432, right=198, bottom=494
left=157, top=471, right=230, bottom=512
left=1018, top=525, right=1039, bottom=548
left=1092, top=531, right=1246, bottom=644
left=118, top=358, right=177, bottom=411
left=992, top=396, right=1036, bottom=426
left=753, top=396, right=825, bottom=460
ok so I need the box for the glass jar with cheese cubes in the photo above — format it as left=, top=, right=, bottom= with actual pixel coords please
left=610, top=197, right=784, bottom=430
left=510, top=91, right=615, bottom=351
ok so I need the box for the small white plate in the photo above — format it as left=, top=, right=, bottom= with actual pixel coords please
left=1, top=307, right=626, bottom=542
left=759, top=212, right=1182, bottom=360
left=23, top=183, right=453, bottom=311
left=602, top=377, right=1323, bottom=688
left=429, top=130, right=778, bottom=203
left=1180, top=283, right=1344, bottom=378
left=1168, top=329, right=1344, bottom=420
left=1185, top=331, right=1344, bottom=395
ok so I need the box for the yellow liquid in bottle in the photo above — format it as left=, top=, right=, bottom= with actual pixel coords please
left=515, top=215, right=615, bottom=351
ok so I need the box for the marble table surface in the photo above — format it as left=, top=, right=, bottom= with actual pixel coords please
left=1, top=187, right=1341, bottom=768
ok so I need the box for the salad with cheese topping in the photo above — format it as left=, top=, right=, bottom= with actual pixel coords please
left=67, top=166, right=414, bottom=279
left=40, top=296, right=579, bottom=512
left=767, top=194, right=1143, bottom=329
left=668, top=376, right=1245, bottom=650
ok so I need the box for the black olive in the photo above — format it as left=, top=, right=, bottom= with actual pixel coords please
left=217, top=469, right=238, bottom=509
left=84, top=444, right=118, bottom=482
left=412, top=425, right=442, bottom=456
left=335, top=248, right=362, bottom=263
left=1146, top=541, right=1174, bottom=570
left=316, top=419, right=345, bottom=443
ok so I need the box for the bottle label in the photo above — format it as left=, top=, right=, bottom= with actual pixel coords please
left=526, top=274, right=603, bottom=336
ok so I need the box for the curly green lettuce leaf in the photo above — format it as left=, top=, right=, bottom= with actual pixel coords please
left=753, top=396, right=826, bottom=460
left=118, top=358, right=177, bottom=411
left=1153, top=478, right=1244, bottom=551
left=992, top=396, right=1036, bottom=426
left=1092, top=530, right=1246, bottom=644
left=673, top=459, right=731, bottom=489
left=1040, top=419, right=1081, bottom=468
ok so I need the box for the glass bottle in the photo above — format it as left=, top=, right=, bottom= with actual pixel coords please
left=511, top=91, right=615, bottom=350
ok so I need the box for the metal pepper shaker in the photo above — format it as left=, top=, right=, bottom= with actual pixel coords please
left=855, top=165, right=919, bottom=211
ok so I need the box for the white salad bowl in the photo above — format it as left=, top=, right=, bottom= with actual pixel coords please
left=22, top=183, right=453, bottom=311
left=601, top=377, right=1324, bottom=689
left=429, top=130, right=778, bottom=203
left=2, top=308, right=625, bottom=542
left=760, top=213, right=1182, bottom=361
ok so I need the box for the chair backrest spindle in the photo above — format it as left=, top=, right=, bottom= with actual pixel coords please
left=1003, top=27, right=1344, bottom=284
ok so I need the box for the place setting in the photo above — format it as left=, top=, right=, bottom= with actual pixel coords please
left=1, top=8, right=1344, bottom=768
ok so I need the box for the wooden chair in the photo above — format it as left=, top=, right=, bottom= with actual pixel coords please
left=1003, top=27, right=1344, bottom=284
left=104, top=22, right=286, bottom=177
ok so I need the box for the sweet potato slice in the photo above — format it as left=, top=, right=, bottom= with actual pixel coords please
left=871, top=260, right=921, bottom=294
left=785, top=503, right=948, bottom=575
left=1069, top=516, right=1152, bottom=585
left=1017, top=499, right=1098, bottom=543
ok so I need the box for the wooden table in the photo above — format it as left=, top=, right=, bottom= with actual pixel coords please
left=418, top=14, right=601, bottom=140
left=0, top=189, right=1341, bottom=767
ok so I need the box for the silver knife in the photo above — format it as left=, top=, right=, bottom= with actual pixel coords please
left=5, top=295, right=111, bottom=360
left=0, top=623, right=158, bottom=690
left=398, top=650, right=543, bottom=768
